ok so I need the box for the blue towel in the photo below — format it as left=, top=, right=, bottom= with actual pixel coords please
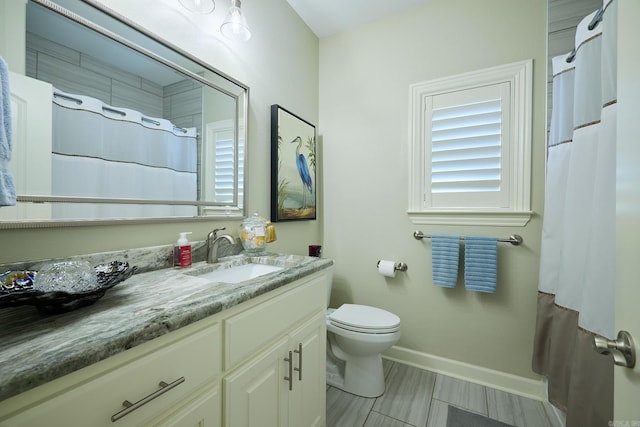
left=464, top=236, right=498, bottom=293
left=0, top=56, right=16, bottom=206
left=431, top=234, right=460, bottom=288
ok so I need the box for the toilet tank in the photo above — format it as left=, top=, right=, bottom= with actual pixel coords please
left=325, top=265, right=335, bottom=308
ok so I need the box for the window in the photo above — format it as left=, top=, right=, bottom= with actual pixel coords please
left=408, top=60, right=533, bottom=226
left=201, top=120, right=245, bottom=215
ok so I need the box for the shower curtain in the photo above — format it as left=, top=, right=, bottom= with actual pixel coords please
left=50, top=89, right=198, bottom=219
left=533, top=1, right=616, bottom=426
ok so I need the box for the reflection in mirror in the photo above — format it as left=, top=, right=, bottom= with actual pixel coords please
left=0, top=0, right=247, bottom=227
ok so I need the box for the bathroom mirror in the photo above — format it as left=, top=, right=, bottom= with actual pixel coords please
left=0, top=0, right=248, bottom=228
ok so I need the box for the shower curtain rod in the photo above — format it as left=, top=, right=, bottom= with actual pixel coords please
left=588, top=6, right=604, bottom=30
left=413, top=231, right=523, bottom=246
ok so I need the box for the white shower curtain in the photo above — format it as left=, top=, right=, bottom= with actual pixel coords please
left=50, top=89, right=198, bottom=219
left=533, top=1, right=617, bottom=426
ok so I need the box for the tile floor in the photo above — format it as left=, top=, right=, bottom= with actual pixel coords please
left=326, top=360, right=565, bottom=427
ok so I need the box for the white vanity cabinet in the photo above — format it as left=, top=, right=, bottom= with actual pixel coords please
left=223, top=273, right=327, bottom=427
left=0, top=267, right=330, bottom=427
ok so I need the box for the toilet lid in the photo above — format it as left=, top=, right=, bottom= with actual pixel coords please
left=328, top=304, right=400, bottom=333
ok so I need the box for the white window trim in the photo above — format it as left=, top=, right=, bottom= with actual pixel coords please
left=407, top=59, right=533, bottom=227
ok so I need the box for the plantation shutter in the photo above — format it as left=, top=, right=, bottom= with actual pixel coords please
left=203, top=120, right=244, bottom=210
left=425, top=82, right=511, bottom=208
left=214, top=135, right=235, bottom=203
left=237, top=138, right=244, bottom=206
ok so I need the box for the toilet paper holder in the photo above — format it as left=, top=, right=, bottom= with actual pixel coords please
left=376, top=261, right=408, bottom=272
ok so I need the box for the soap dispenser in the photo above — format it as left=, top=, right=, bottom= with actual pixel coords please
left=173, top=232, right=193, bottom=268
left=265, top=221, right=277, bottom=243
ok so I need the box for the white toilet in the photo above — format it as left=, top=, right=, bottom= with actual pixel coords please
left=325, top=268, right=401, bottom=398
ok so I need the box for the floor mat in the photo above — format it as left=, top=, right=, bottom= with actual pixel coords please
left=446, top=405, right=515, bottom=427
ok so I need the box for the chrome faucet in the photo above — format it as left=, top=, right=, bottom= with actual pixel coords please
left=207, top=227, right=235, bottom=264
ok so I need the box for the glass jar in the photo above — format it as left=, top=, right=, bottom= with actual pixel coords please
left=239, top=211, right=267, bottom=254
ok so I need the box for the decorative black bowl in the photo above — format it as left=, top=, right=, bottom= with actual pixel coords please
left=0, top=261, right=136, bottom=314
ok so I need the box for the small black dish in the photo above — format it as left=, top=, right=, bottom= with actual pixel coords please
left=0, top=262, right=136, bottom=314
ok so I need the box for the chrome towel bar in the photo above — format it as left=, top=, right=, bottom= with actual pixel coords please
left=413, top=231, right=523, bottom=246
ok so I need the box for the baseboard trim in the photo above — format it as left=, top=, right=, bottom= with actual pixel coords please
left=383, top=345, right=547, bottom=401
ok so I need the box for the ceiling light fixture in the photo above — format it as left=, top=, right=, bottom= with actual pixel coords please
left=220, top=0, right=251, bottom=42
left=179, top=0, right=215, bottom=14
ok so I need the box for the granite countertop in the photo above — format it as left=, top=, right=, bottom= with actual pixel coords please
left=0, top=251, right=333, bottom=402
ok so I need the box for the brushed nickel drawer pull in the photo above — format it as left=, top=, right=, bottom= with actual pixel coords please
left=294, top=343, right=302, bottom=381
left=284, top=351, right=293, bottom=391
left=111, top=376, right=185, bottom=422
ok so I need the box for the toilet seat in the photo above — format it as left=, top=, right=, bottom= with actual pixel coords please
left=328, top=304, right=400, bottom=334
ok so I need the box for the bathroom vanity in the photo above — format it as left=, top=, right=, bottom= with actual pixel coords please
left=0, top=252, right=332, bottom=427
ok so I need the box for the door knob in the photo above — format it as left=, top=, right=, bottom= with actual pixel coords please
left=593, top=330, right=636, bottom=368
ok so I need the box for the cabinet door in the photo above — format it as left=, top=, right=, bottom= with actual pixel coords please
left=288, top=312, right=326, bottom=427
left=152, top=385, right=220, bottom=427
left=223, top=337, right=289, bottom=427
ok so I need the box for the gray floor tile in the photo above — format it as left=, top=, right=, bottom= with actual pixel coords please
left=486, top=387, right=555, bottom=427
left=327, top=361, right=565, bottom=427
left=327, top=386, right=375, bottom=427
left=433, top=373, right=488, bottom=415
left=426, top=399, right=450, bottom=427
left=383, top=358, right=393, bottom=378
left=372, top=361, right=436, bottom=426
left=543, top=401, right=566, bottom=427
left=364, top=411, right=415, bottom=427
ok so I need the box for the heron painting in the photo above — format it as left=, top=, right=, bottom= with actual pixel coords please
left=270, top=105, right=316, bottom=222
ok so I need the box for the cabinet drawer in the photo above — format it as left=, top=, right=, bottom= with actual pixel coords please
left=149, top=384, right=220, bottom=427
left=3, top=323, right=221, bottom=427
left=225, top=274, right=326, bottom=369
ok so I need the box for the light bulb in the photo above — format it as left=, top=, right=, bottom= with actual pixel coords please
left=220, top=0, right=251, bottom=41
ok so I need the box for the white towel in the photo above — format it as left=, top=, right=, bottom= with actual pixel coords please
left=0, top=56, right=16, bottom=206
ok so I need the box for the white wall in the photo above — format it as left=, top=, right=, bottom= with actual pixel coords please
left=319, top=0, right=547, bottom=391
left=0, top=0, right=321, bottom=263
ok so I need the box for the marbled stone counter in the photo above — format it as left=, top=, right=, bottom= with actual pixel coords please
left=0, top=251, right=333, bottom=401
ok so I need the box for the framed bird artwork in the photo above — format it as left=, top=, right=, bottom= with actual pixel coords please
left=270, top=104, right=316, bottom=222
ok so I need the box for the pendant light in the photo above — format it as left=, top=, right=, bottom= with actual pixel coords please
left=178, top=0, right=215, bottom=14
left=220, top=0, right=251, bottom=41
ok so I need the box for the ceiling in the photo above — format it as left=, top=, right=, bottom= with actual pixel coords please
left=286, top=0, right=433, bottom=38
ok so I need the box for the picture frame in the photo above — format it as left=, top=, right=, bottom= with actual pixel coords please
left=270, top=104, right=317, bottom=222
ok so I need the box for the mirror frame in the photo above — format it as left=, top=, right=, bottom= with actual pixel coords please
left=1, top=0, right=249, bottom=229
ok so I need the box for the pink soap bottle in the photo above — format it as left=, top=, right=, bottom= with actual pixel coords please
left=173, top=232, right=192, bottom=268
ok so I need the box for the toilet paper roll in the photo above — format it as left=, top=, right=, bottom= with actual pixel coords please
left=378, top=260, right=397, bottom=278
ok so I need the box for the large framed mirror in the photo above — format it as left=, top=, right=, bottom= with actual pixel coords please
left=0, top=0, right=248, bottom=228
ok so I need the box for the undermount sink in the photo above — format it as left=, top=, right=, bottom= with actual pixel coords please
left=189, top=263, right=284, bottom=284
